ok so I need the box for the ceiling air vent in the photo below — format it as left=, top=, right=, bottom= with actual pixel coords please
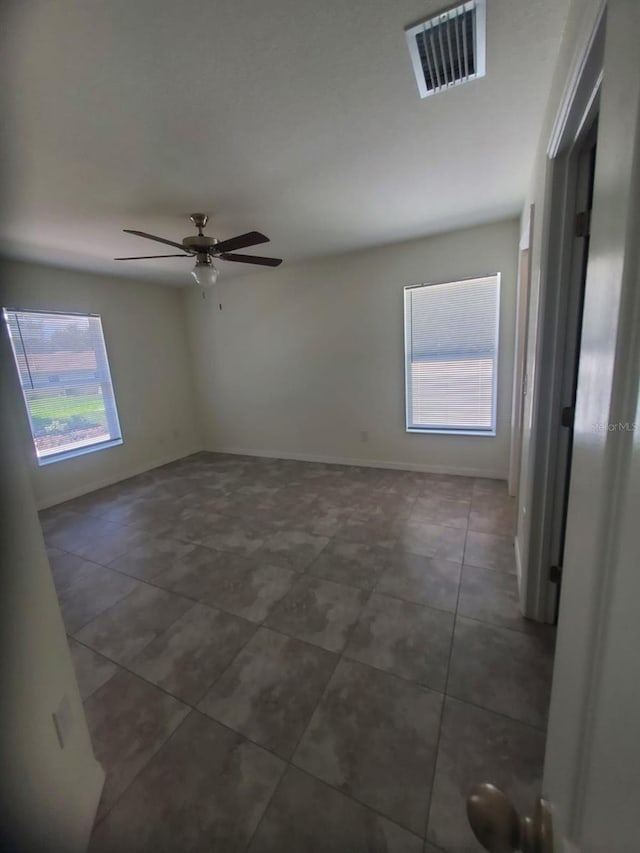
left=405, top=0, right=486, bottom=99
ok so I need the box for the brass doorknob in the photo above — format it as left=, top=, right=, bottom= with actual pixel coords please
left=467, top=783, right=553, bottom=853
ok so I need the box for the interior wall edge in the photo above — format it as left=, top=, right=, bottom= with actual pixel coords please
left=514, top=533, right=525, bottom=605
left=36, top=445, right=203, bottom=510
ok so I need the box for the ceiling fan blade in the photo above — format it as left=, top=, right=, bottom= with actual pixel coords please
left=214, top=231, right=269, bottom=253
left=219, top=253, right=283, bottom=267
left=114, top=254, right=191, bottom=260
left=123, top=229, right=191, bottom=252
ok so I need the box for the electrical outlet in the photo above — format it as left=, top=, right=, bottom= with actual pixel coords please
left=52, top=694, right=73, bottom=749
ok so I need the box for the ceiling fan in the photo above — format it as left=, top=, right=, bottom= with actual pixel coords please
left=115, top=213, right=282, bottom=286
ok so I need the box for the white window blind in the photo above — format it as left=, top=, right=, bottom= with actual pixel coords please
left=3, top=309, right=122, bottom=464
left=404, top=274, right=500, bottom=434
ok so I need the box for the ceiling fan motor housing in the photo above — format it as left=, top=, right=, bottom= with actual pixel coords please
left=182, top=234, right=219, bottom=254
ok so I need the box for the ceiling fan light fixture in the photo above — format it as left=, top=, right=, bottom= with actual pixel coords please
left=191, top=254, right=218, bottom=287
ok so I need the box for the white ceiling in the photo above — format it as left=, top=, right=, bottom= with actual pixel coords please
left=0, top=0, right=570, bottom=285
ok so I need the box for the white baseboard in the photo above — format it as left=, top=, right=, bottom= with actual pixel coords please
left=38, top=444, right=508, bottom=509
left=36, top=447, right=203, bottom=510
left=207, top=445, right=507, bottom=480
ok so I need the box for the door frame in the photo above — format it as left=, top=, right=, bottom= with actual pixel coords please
left=540, top=0, right=640, bottom=847
left=546, top=121, right=598, bottom=616
left=521, top=2, right=606, bottom=622
left=508, top=209, right=533, bottom=501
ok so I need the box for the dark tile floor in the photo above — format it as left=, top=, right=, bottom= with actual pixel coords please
left=40, top=453, right=555, bottom=853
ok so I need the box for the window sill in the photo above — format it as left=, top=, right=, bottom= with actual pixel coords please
left=36, top=437, right=123, bottom=466
left=406, top=427, right=496, bottom=437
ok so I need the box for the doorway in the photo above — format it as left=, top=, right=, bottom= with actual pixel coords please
left=547, top=120, right=598, bottom=619
left=518, top=11, right=605, bottom=624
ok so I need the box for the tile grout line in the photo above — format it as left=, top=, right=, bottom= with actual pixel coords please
left=90, top=703, right=195, bottom=831
left=83, top=621, right=441, bottom=839
left=239, top=587, right=358, bottom=852
left=62, top=529, right=545, bottom=721
left=181, top=560, right=341, bottom=709
left=240, top=524, right=415, bottom=845
left=74, top=615, right=547, bottom=804
left=70, top=579, right=199, bottom=640
left=240, top=755, right=288, bottom=852
left=73, top=605, right=549, bottom=736
left=421, top=523, right=467, bottom=844
left=271, top=499, right=439, bottom=840
left=50, top=516, right=517, bottom=603
left=61, top=542, right=546, bottom=727
left=452, top=609, right=555, bottom=639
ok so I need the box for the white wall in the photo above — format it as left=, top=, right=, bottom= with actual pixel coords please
left=539, top=1, right=640, bottom=848
left=0, top=258, right=201, bottom=508
left=186, top=219, right=519, bottom=478
left=0, top=324, right=104, bottom=852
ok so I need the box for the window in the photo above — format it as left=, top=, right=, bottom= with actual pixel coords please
left=3, top=309, right=122, bottom=464
left=404, top=274, right=500, bottom=435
